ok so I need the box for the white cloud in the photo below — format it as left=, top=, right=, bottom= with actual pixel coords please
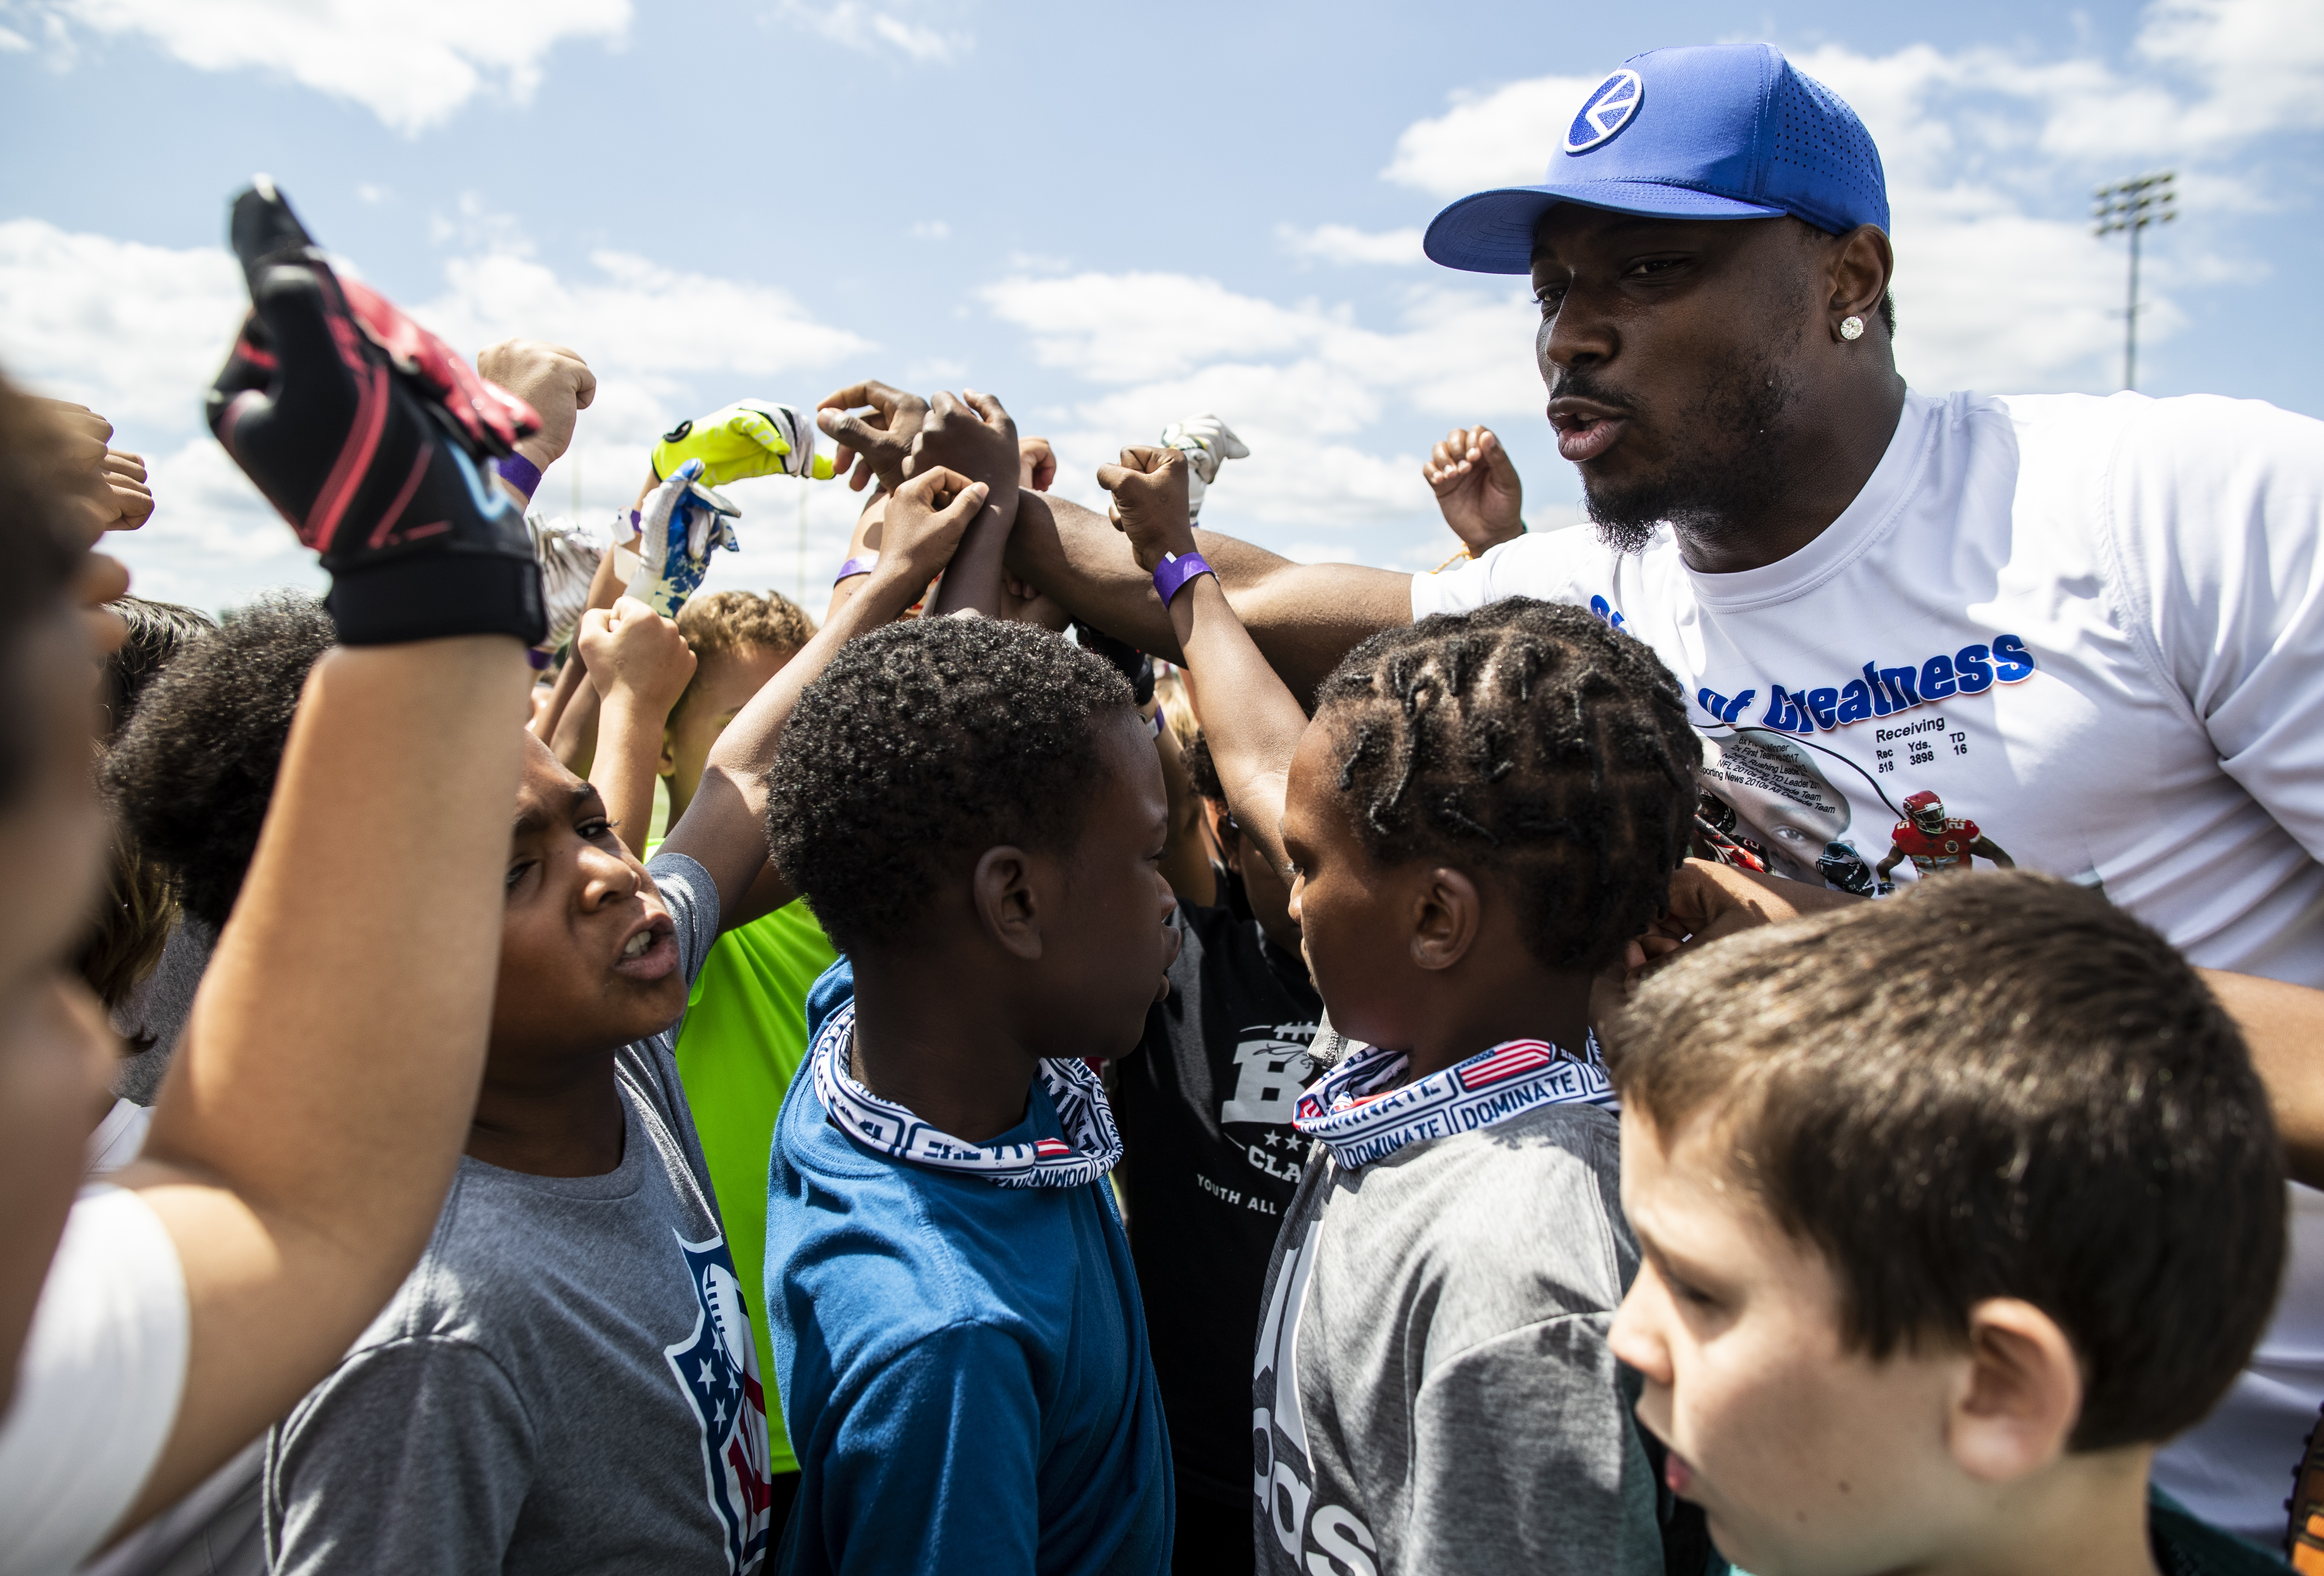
left=774, top=0, right=965, bottom=63
left=0, top=215, right=875, bottom=612
left=981, top=270, right=1538, bottom=541
left=38, top=0, right=630, bottom=134
left=1278, top=223, right=1425, bottom=266
left=417, top=249, right=872, bottom=395
left=1381, top=72, right=1600, bottom=196
left=909, top=219, right=951, bottom=241
left=0, top=22, right=30, bottom=48
left=0, top=218, right=247, bottom=432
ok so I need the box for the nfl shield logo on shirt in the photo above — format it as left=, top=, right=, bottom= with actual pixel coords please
left=664, top=1231, right=774, bottom=1572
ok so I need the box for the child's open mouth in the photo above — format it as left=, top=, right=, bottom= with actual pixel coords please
left=613, top=915, right=678, bottom=981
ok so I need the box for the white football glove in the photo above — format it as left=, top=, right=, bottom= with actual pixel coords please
left=529, top=512, right=607, bottom=654
left=1160, top=413, right=1249, bottom=522
left=624, top=458, right=742, bottom=616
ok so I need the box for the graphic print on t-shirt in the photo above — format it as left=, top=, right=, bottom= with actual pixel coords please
left=1874, top=790, right=2015, bottom=890
left=1690, top=727, right=2022, bottom=897
left=1608, top=591, right=2036, bottom=897
left=1220, top=1021, right=1320, bottom=1191
left=1254, top=1213, right=1381, bottom=1576
left=1664, top=613, right=2034, bottom=897
left=662, top=1231, right=773, bottom=1573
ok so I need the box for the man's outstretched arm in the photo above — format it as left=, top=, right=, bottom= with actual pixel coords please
left=1004, top=490, right=1412, bottom=703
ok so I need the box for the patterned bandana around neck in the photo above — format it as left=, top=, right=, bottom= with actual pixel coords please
left=810, top=997, right=1123, bottom=1188
left=1293, top=1034, right=1618, bottom=1171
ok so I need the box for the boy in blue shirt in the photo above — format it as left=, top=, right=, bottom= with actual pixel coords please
left=763, top=614, right=1177, bottom=1574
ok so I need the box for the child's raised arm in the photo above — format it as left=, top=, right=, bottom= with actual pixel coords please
left=660, top=465, right=990, bottom=920
left=1097, top=446, right=1308, bottom=885
left=914, top=391, right=1023, bottom=620
left=578, top=597, right=697, bottom=858
left=95, top=181, right=539, bottom=1528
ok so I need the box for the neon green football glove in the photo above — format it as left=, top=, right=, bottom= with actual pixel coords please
left=651, top=399, right=836, bottom=486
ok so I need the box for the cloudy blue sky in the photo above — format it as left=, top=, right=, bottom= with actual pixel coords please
left=2, top=0, right=2318, bottom=613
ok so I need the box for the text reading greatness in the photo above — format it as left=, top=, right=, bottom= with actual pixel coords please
left=1694, top=634, right=2036, bottom=733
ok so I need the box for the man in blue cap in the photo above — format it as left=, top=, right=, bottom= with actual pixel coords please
left=1006, top=39, right=2324, bottom=1557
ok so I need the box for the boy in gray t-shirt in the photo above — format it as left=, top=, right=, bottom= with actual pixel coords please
left=113, top=477, right=996, bottom=1572
left=265, top=850, right=770, bottom=1575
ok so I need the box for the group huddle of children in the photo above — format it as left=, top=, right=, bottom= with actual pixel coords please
left=0, top=172, right=2310, bottom=1576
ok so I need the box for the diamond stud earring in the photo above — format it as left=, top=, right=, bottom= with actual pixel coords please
left=1839, top=315, right=1865, bottom=341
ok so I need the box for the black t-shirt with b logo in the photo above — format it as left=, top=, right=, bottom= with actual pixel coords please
left=1115, top=899, right=1322, bottom=1507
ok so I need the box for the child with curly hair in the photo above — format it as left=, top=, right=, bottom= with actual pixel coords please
left=762, top=613, right=1179, bottom=1575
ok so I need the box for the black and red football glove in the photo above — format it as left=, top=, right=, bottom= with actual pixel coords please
left=206, top=178, right=547, bottom=647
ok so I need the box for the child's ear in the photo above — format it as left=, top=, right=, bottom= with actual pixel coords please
left=1946, top=1297, right=2082, bottom=1484
left=1410, top=866, right=1481, bottom=972
left=971, top=845, right=1044, bottom=961
left=658, top=731, right=677, bottom=779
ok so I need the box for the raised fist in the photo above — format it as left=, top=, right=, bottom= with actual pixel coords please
left=579, top=595, right=697, bottom=717
left=477, top=340, right=595, bottom=473
left=870, top=467, right=987, bottom=596
left=1095, top=445, right=1195, bottom=575
left=207, top=178, right=544, bottom=645
left=1159, top=413, right=1248, bottom=523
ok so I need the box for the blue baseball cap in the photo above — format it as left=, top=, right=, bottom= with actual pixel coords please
left=1423, top=44, right=1890, bottom=275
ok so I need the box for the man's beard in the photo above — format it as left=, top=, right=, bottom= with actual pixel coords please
left=1571, top=346, right=1804, bottom=556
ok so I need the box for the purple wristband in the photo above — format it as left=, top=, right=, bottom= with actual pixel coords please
left=834, top=556, right=875, bottom=584
left=1152, top=550, right=1214, bottom=607
left=496, top=453, right=542, bottom=501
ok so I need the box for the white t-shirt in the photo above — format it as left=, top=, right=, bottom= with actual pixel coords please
left=0, top=1185, right=189, bottom=1576
left=1411, top=386, right=2324, bottom=1538
left=84, top=1099, right=151, bottom=1180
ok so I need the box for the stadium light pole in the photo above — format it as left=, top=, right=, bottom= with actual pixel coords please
left=2093, top=172, right=2176, bottom=393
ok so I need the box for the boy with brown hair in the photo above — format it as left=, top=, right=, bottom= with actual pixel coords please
left=1604, top=871, right=2287, bottom=1576
left=662, top=591, right=817, bottom=826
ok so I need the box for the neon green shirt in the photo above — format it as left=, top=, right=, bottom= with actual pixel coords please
left=650, top=771, right=834, bottom=1476
left=651, top=805, right=834, bottom=1478
left=670, top=896, right=835, bottom=1477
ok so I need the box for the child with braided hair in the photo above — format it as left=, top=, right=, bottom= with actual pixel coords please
left=1095, top=446, right=1719, bottom=1576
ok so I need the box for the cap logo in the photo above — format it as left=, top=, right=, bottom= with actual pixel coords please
left=1565, top=68, right=1643, bottom=153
